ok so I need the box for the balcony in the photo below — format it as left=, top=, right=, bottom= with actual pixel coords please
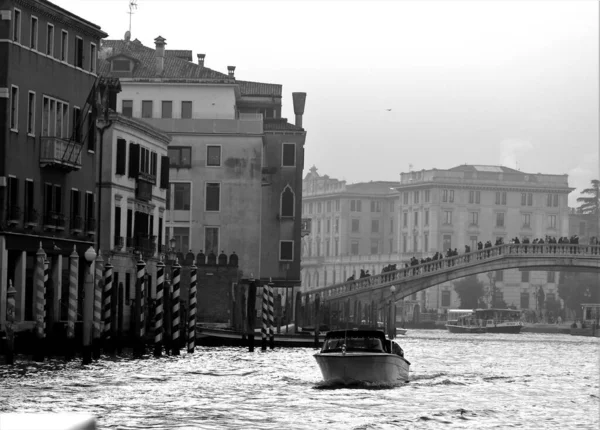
left=39, top=137, right=83, bottom=171
left=113, top=236, right=124, bottom=250
left=134, top=234, right=157, bottom=259
left=43, top=211, right=65, bottom=231
left=136, top=175, right=154, bottom=202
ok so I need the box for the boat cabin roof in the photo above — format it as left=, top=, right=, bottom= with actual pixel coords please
left=324, top=329, right=387, bottom=341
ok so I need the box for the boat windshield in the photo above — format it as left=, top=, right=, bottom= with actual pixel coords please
left=321, top=335, right=385, bottom=353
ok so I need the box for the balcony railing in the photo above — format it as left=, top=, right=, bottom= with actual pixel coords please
left=114, top=236, right=124, bottom=250
left=43, top=211, right=66, bottom=230
left=7, top=205, right=21, bottom=224
left=24, top=208, right=39, bottom=226
left=39, top=136, right=83, bottom=171
left=134, top=234, right=157, bottom=258
left=70, top=215, right=83, bottom=232
left=136, top=178, right=153, bottom=202
left=85, top=217, right=96, bottom=234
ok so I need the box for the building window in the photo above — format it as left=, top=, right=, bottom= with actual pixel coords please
left=206, top=183, right=220, bottom=211
left=424, top=190, right=430, bottom=202
left=469, top=191, right=475, bottom=204
left=60, top=30, right=68, bottom=62
left=112, top=59, right=131, bottom=71
left=553, top=194, right=558, bottom=207
left=351, top=241, right=359, bottom=256
left=141, top=101, right=153, bottom=118
left=449, top=190, right=454, bottom=203
left=470, top=236, right=478, bottom=250
left=496, top=212, right=505, bottom=227
left=27, top=91, right=35, bottom=135
left=10, top=86, right=18, bottom=131
left=527, top=193, right=533, bottom=206
left=548, top=215, right=557, bottom=229
left=444, top=211, right=452, bottom=225
left=425, top=210, right=429, bottom=226
left=23, top=179, right=34, bottom=222
left=280, top=241, right=294, bottom=261
left=413, top=235, right=418, bottom=252
left=207, top=145, right=221, bottom=166
left=469, top=211, right=478, bottom=226
left=173, top=183, right=191, bottom=210
left=75, top=36, right=83, bottom=68
left=403, top=212, right=408, bottom=227
left=335, top=218, right=339, bottom=233
left=370, top=200, right=381, bottom=212
left=424, top=233, right=429, bottom=252
left=204, top=227, right=218, bottom=254
left=84, top=191, right=93, bottom=228
left=122, top=100, right=133, bottom=117
left=496, top=191, right=506, bottom=205
left=442, top=190, right=448, bottom=202
left=441, top=290, right=451, bottom=307
left=173, top=227, right=190, bottom=253
left=326, top=201, right=332, bottom=213
left=46, top=24, right=54, bottom=56
left=351, top=219, right=360, bottom=233
left=547, top=271, right=556, bottom=283
left=350, top=199, right=362, bottom=212
left=281, top=186, right=294, bottom=217
left=282, top=143, right=296, bottom=167
left=326, top=219, right=331, bottom=233
left=520, top=292, right=530, bottom=309
left=161, top=101, right=172, bottom=119
left=70, top=189, right=80, bottom=227
left=389, top=201, right=395, bottom=212
left=370, top=240, right=379, bottom=255
left=521, top=193, right=527, bottom=206
left=403, top=192, right=409, bottom=205
left=522, top=213, right=531, bottom=228
left=72, top=106, right=81, bottom=142
left=336, top=199, right=340, bottom=211
left=390, top=218, right=394, bottom=233
left=30, top=16, right=38, bottom=50
left=89, top=43, right=96, bottom=73
left=414, top=211, right=419, bottom=226
left=371, top=219, right=379, bottom=233
left=496, top=270, right=503, bottom=281
left=521, top=271, right=529, bottom=282
left=181, top=101, right=192, bottom=119
left=402, top=234, right=407, bottom=253
left=13, top=8, right=21, bottom=43
left=168, top=147, right=191, bottom=168
left=414, top=191, right=419, bottom=204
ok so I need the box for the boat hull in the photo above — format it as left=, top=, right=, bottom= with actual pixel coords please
left=446, top=324, right=485, bottom=334
left=314, top=352, right=410, bottom=385
left=485, top=323, right=523, bottom=334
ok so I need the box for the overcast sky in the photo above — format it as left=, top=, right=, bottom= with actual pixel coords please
left=55, top=0, right=599, bottom=206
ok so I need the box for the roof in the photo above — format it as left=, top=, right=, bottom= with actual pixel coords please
left=448, top=165, right=522, bottom=174
left=237, top=80, right=282, bottom=97
left=346, top=181, right=398, bottom=195
left=39, top=0, right=108, bottom=38
left=263, top=118, right=304, bottom=132
left=99, top=39, right=231, bottom=80
left=166, top=49, right=193, bottom=61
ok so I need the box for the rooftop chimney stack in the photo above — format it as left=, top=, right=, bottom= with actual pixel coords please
left=154, top=36, right=166, bottom=75
left=227, top=66, right=236, bottom=78
left=292, top=92, right=307, bottom=129
left=197, top=53, right=205, bottom=67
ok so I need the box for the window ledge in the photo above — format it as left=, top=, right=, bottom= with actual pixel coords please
left=27, top=132, right=35, bottom=138
left=87, top=150, right=95, bottom=154
left=10, top=128, right=18, bottom=133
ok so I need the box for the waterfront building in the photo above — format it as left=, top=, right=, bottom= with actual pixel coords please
left=0, top=0, right=106, bottom=326
left=95, top=105, right=171, bottom=328
left=301, top=166, right=398, bottom=290
left=98, top=34, right=306, bottom=292
left=396, top=165, right=572, bottom=316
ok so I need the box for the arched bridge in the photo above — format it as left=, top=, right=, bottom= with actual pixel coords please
left=302, top=244, right=600, bottom=307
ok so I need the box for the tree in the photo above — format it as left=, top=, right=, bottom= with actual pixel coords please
left=558, top=272, right=600, bottom=317
left=576, top=179, right=600, bottom=214
left=453, top=275, right=486, bottom=309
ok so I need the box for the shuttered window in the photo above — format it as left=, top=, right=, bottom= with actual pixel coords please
left=160, top=156, right=169, bottom=189
left=116, top=138, right=126, bottom=175
left=128, top=143, right=139, bottom=178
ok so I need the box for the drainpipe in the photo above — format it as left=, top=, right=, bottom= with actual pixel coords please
left=95, top=119, right=112, bottom=252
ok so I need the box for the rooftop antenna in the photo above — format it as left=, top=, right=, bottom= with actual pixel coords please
left=127, top=0, right=138, bottom=36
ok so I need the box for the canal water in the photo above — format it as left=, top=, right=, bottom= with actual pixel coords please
left=1, top=331, right=598, bottom=429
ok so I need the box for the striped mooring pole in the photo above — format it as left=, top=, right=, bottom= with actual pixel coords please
left=134, top=254, right=146, bottom=358
left=267, top=282, right=275, bottom=350
left=154, top=257, right=165, bottom=357
left=93, top=252, right=104, bottom=360
left=5, top=280, right=17, bottom=365
left=66, top=245, right=79, bottom=360
left=171, top=258, right=181, bottom=355
left=33, top=243, right=47, bottom=362
left=261, top=283, right=268, bottom=351
left=103, top=257, right=113, bottom=353
left=187, top=260, right=197, bottom=354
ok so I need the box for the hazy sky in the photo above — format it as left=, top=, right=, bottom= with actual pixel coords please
left=54, top=0, right=599, bottom=206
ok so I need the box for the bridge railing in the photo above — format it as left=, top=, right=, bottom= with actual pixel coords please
left=305, top=243, right=600, bottom=301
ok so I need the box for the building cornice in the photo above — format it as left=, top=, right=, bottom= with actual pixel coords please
left=109, top=112, right=171, bottom=145
left=395, top=182, right=574, bottom=194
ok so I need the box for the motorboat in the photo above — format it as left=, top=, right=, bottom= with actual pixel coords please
left=313, top=329, right=410, bottom=385
left=445, top=309, right=485, bottom=333
left=474, top=308, right=523, bottom=333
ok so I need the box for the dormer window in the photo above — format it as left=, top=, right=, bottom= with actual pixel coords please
left=112, top=59, right=131, bottom=72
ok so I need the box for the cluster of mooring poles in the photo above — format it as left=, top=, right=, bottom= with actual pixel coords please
left=2, top=243, right=200, bottom=365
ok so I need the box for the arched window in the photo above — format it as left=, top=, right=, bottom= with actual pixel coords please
left=280, top=185, right=295, bottom=217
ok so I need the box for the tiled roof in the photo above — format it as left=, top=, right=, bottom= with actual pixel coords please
left=263, top=118, right=304, bottom=132
left=236, top=80, right=282, bottom=97
left=166, top=49, right=193, bottom=61
left=347, top=182, right=398, bottom=195
left=98, top=39, right=231, bottom=80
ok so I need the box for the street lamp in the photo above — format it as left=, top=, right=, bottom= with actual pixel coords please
left=167, top=237, right=177, bottom=263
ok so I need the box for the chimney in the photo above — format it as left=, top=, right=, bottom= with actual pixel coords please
left=197, top=53, right=205, bottom=67
left=154, top=36, right=166, bottom=75
left=292, top=92, right=307, bottom=128
left=227, top=65, right=236, bottom=78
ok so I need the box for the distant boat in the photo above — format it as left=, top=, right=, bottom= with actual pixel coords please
left=314, top=329, right=410, bottom=385
left=474, top=308, right=523, bottom=334
left=445, top=309, right=485, bottom=333
left=570, top=304, right=600, bottom=338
